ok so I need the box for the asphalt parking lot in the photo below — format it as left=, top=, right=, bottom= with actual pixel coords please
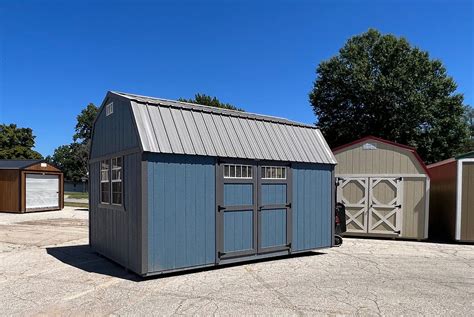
left=0, top=207, right=472, bottom=316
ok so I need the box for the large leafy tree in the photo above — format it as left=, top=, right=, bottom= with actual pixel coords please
left=309, top=29, right=470, bottom=164
left=179, top=93, right=243, bottom=111
left=73, top=103, right=99, bottom=143
left=47, top=103, right=98, bottom=181
left=0, top=124, right=42, bottom=159
left=47, top=143, right=88, bottom=182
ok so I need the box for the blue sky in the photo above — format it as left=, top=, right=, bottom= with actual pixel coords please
left=0, top=0, right=472, bottom=157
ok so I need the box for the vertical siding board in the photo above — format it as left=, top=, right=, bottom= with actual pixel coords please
left=292, top=164, right=333, bottom=251
left=146, top=155, right=215, bottom=273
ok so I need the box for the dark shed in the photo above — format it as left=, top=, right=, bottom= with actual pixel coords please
left=0, top=160, right=64, bottom=213
left=428, top=151, right=474, bottom=242
left=89, top=91, right=337, bottom=276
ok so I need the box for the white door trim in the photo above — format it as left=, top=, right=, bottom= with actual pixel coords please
left=336, top=176, right=369, bottom=233
left=456, top=158, right=474, bottom=240
left=424, top=177, right=430, bottom=239
left=337, top=174, right=426, bottom=178
left=368, top=177, right=403, bottom=235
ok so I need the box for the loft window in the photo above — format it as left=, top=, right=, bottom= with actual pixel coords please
left=100, top=160, right=110, bottom=203
left=106, top=102, right=114, bottom=116
left=111, top=157, right=122, bottom=205
left=262, top=166, right=286, bottom=179
left=223, top=164, right=252, bottom=179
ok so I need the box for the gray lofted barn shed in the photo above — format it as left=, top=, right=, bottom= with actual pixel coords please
left=89, top=91, right=337, bottom=276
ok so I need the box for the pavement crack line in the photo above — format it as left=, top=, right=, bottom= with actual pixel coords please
left=244, top=265, right=303, bottom=315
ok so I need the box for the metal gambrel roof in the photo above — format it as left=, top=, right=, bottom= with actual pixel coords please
left=113, top=91, right=337, bottom=164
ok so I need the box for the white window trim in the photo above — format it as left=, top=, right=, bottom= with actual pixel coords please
left=262, top=166, right=287, bottom=180
left=106, top=102, right=114, bottom=116
left=223, top=164, right=253, bottom=179
left=100, top=160, right=110, bottom=204
left=111, top=157, right=123, bottom=206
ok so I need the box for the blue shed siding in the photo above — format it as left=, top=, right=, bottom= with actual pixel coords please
left=224, top=184, right=253, bottom=206
left=261, top=184, right=287, bottom=205
left=223, top=210, right=254, bottom=252
left=261, top=209, right=287, bottom=248
left=147, top=154, right=216, bottom=272
left=292, top=163, right=333, bottom=251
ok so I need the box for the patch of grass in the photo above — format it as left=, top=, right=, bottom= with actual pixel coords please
left=65, top=192, right=89, bottom=199
left=65, top=202, right=89, bottom=208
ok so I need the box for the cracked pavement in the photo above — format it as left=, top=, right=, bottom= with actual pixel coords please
left=0, top=207, right=473, bottom=316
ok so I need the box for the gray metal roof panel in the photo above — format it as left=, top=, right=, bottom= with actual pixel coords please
left=0, top=160, right=43, bottom=169
left=122, top=92, right=337, bottom=164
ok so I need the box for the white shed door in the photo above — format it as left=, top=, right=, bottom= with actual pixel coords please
left=26, top=174, right=59, bottom=210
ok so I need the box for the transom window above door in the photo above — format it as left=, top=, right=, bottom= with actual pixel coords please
left=262, top=166, right=286, bottom=179
left=223, top=164, right=253, bottom=179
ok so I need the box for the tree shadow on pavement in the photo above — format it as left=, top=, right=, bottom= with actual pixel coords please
left=47, top=244, right=325, bottom=281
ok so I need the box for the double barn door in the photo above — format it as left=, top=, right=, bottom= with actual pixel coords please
left=337, top=176, right=403, bottom=236
left=217, top=162, right=291, bottom=260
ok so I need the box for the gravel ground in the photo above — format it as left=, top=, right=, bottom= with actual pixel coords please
left=0, top=207, right=472, bottom=316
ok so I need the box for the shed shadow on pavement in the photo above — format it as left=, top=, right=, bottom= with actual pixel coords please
left=47, top=244, right=325, bottom=281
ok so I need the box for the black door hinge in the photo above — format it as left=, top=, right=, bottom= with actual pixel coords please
left=218, top=205, right=226, bottom=212
left=218, top=251, right=226, bottom=257
left=286, top=203, right=292, bottom=208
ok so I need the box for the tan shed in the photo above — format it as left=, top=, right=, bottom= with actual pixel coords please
left=428, top=151, right=474, bottom=242
left=333, top=136, right=430, bottom=240
left=0, top=160, right=64, bottom=213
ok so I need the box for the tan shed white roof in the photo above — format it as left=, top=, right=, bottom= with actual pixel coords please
left=113, top=91, right=336, bottom=164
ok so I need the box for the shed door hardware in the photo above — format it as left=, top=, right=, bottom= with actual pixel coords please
left=285, top=203, right=291, bottom=208
left=395, top=204, right=402, bottom=208
left=394, top=230, right=401, bottom=234
left=218, top=251, right=226, bottom=257
left=217, top=205, right=226, bottom=212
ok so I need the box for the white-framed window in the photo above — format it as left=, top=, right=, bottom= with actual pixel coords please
left=100, top=160, right=110, bottom=204
left=262, top=166, right=286, bottom=179
left=223, top=164, right=252, bottom=179
left=111, top=157, right=122, bottom=205
left=106, top=102, right=114, bottom=116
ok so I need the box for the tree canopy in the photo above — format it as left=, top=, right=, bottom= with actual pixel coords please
left=73, top=103, right=99, bottom=143
left=309, top=29, right=470, bottom=164
left=47, top=103, right=98, bottom=181
left=179, top=93, right=243, bottom=111
left=0, top=124, right=42, bottom=159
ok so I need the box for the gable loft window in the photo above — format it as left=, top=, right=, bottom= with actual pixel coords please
left=111, top=157, right=123, bottom=205
left=262, top=166, right=286, bottom=179
left=100, top=160, right=110, bottom=204
left=224, top=164, right=253, bottom=179
left=106, top=102, right=114, bottom=116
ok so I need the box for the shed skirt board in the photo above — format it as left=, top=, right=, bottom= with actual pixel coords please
left=25, top=174, right=60, bottom=211
left=337, top=176, right=403, bottom=236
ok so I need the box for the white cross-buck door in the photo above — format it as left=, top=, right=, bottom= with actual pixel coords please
left=337, top=176, right=403, bottom=236
left=336, top=177, right=369, bottom=233
left=368, top=177, right=403, bottom=235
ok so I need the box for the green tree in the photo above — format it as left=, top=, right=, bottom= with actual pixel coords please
left=179, top=93, right=243, bottom=111
left=48, top=103, right=98, bottom=181
left=46, top=143, right=88, bottom=182
left=0, top=124, right=43, bottom=159
left=74, top=103, right=99, bottom=144
left=309, top=29, right=470, bottom=164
